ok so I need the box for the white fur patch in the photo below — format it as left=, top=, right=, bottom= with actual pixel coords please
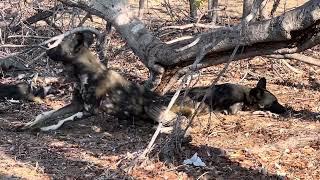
left=131, top=24, right=144, bottom=34
left=79, top=74, right=89, bottom=86
left=84, top=104, right=91, bottom=111
left=24, top=109, right=57, bottom=128
left=175, top=37, right=200, bottom=52
left=40, top=112, right=84, bottom=131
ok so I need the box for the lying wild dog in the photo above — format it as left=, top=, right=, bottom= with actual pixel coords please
left=0, top=82, right=53, bottom=103
left=21, top=32, right=193, bottom=131
left=166, top=78, right=287, bottom=115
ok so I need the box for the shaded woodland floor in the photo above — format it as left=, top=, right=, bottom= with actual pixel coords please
left=0, top=54, right=319, bottom=179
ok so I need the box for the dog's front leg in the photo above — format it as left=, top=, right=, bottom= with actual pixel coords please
left=40, top=111, right=87, bottom=131
left=22, top=102, right=83, bottom=130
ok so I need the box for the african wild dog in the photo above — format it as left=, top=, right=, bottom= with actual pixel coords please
left=166, top=77, right=286, bottom=115
left=21, top=32, right=194, bottom=131
left=0, top=82, right=54, bottom=103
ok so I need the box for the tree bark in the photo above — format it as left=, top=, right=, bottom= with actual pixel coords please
left=208, top=0, right=219, bottom=24
left=189, top=0, right=198, bottom=21
left=9, top=6, right=60, bottom=32
left=58, top=0, right=320, bottom=91
left=242, top=0, right=254, bottom=19
left=138, top=0, right=145, bottom=19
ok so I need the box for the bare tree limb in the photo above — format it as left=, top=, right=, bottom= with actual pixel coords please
left=138, top=0, right=145, bottom=19
left=9, top=6, right=61, bottom=32
left=57, top=0, right=320, bottom=91
left=266, top=53, right=320, bottom=67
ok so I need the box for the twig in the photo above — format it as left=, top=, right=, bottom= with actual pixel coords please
left=266, top=53, right=320, bottom=67
left=0, top=44, right=39, bottom=48
left=183, top=45, right=240, bottom=135
left=41, top=26, right=102, bottom=49
left=270, top=0, right=281, bottom=17
left=280, top=59, right=303, bottom=74
left=77, top=13, right=93, bottom=27
left=26, top=52, right=46, bottom=67
left=139, top=123, right=163, bottom=159
left=7, top=35, right=49, bottom=39
left=196, top=172, right=210, bottom=180
left=138, top=0, right=145, bottom=19
left=160, top=23, right=224, bottom=31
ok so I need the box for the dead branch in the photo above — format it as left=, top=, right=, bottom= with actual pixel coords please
left=77, top=13, right=93, bottom=27
left=138, top=0, right=145, bottom=19
left=270, top=0, right=281, bottom=17
left=0, top=27, right=105, bottom=65
left=58, top=0, right=320, bottom=90
left=41, top=27, right=102, bottom=49
left=159, top=23, right=223, bottom=31
left=280, top=60, right=303, bottom=74
left=249, top=134, right=320, bottom=154
left=9, top=6, right=61, bottom=32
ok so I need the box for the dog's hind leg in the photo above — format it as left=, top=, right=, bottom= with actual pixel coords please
left=228, top=102, right=244, bottom=115
left=22, top=103, right=83, bottom=130
left=144, top=104, right=178, bottom=126
left=39, top=112, right=85, bottom=131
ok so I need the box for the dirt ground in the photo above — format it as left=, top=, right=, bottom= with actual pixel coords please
left=0, top=0, right=320, bottom=179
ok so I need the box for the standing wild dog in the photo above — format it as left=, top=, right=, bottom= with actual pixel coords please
left=21, top=32, right=194, bottom=131
left=167, top=78, right=287, bottom=115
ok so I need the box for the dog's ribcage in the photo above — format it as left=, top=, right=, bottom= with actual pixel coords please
left=76, top=71, right=160, bottom=121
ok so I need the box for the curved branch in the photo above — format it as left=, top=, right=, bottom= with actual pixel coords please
left=58, top=0, right=320, bottom=91
left=9, top=6, right=61, bottom=32
left=58, top=0, right=320, bottom=67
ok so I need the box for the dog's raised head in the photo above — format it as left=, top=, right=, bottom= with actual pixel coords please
left=46, top=32, right=105, bottom=75
left=249, top=78, right=286, bottom=114
left=47, top=32, right=94, bottom=63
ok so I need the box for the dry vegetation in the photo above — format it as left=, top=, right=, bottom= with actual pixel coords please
left=0, top=0, right=319, bottom=179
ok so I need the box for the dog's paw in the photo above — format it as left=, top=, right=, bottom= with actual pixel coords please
left=253, top=110, right=279, bottom=118
left=32, top=97, right=45, bottom=104
left=13, top=123, right=41, bottom=132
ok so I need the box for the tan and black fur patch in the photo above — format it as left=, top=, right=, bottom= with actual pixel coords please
left=45, top=32, right=193, bottom=127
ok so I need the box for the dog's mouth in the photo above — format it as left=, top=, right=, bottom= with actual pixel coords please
left=261, top=101, right=287, bottom=114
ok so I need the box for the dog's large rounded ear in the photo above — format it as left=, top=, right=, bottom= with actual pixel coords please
left=74, top=32, right=94, bottom=47
left=256, top=77, right=267, bottom=89
left=73, top=32, right=94, bottom=52
left=249, top=87, right=263, bottom=100
left=83, top=32, right=94, bottom=47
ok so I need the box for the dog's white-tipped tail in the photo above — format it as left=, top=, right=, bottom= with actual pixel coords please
left=40, top=112, right=84, bottom=131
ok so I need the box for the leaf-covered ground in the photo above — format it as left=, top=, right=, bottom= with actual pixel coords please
left=0, top=52, right=319, bottom=179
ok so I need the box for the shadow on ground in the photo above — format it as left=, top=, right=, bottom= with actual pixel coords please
left=0, top=106, right=286, bottom=179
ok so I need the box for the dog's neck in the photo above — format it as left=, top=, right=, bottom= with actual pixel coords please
left=239, top=86, right=254, bottom=106
left=68, top=57, right=130, bottom=99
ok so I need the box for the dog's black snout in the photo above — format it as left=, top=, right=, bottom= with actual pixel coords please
left=267, top=101, right=287, bottom=114
left=46, top=45, right=63, bottom=61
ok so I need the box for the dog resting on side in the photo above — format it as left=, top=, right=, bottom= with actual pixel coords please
left=21, top=32, right=195, bottom=131
left=0, top=82, right=54, bottom=104
left=167, top=77, right=287, bottom=115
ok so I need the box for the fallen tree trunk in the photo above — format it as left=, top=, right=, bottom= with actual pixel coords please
left=58, top=0, right=320, bottom=92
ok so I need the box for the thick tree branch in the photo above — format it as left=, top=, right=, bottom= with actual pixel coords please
left=58, top=0, right=320, bottom=90
left=59, top=0, right=319, bottom=64
left=9, top=6, right=61, bottom=32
